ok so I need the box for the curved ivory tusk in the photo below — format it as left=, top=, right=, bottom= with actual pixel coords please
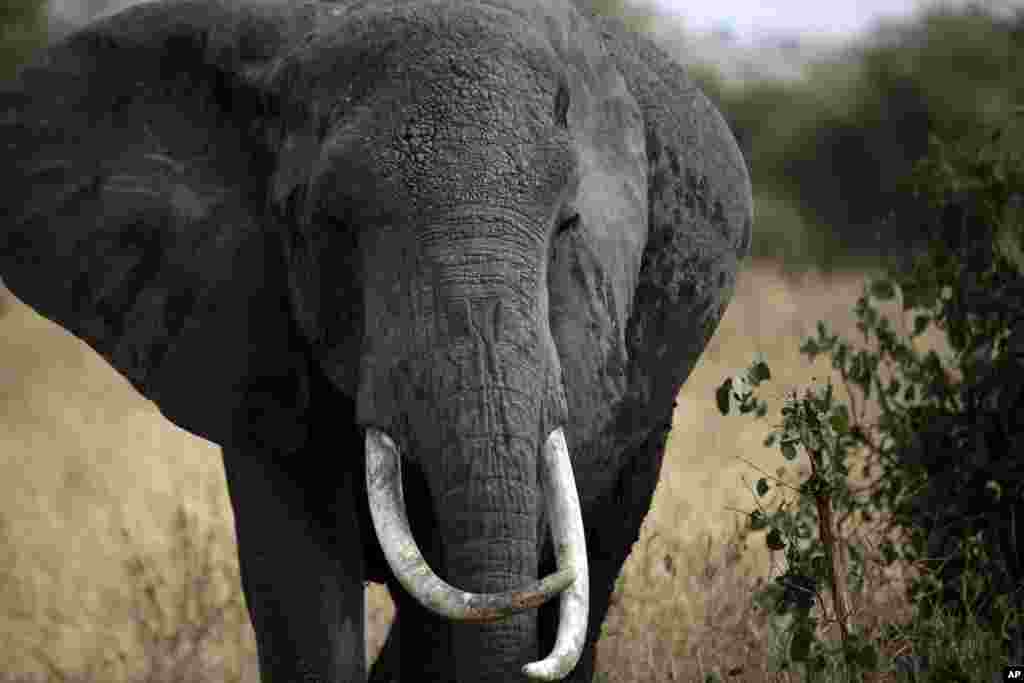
left=522, top=427, right=590, bottom=681
left=365, top=427, right=576, bottom=621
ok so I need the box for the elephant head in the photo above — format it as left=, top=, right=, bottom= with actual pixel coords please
left=1, top=1, right=752, bottom=681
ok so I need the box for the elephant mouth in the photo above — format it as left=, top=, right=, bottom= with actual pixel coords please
left=365, top=426, right=589, bottom=681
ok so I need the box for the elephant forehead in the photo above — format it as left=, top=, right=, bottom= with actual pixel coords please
left=267, top=0, right=627, bottom=131
left=263, top=5, right=590, bottom=218
left=275, top=1, right=572, bottom=108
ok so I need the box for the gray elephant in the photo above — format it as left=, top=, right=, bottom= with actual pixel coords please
left=0, top=0, right=752, bottom=681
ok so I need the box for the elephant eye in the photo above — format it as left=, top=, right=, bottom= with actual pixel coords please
left=555, top=212, right=579, bottom=237
left=554, top=82, right=570, bottom=129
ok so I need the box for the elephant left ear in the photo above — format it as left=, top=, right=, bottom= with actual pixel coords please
left=0, top=4, right=312, bottom=453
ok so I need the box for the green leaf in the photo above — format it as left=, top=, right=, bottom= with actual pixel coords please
left=810, top=554, right=828, bottom=578
left=715, top=379, right=733, bottom=415
left=870, top=279, right=895, bottom=300
left=853, top=640, right=880, bottom=670
left=749, top=359, right=772, bottom=383
left=781, top=441, right=798, bottom=461
left=749, top=510, right=768, bottom=531
left=731, top=374, right=751, bottom=403
left=766, top=528, right=786, bottom=551
left=901, top=280, right=920, bottom=310
left=790, top=626, right=813, bottom=662
left=756, top=478, right=770, bottom=497
left=800, top=337, right=820, bottom=357
left=833, top=343, right=848, bottom=371
left=829, top=406, right=850, bottom=434
left=913, top=314, right=931, bottom=337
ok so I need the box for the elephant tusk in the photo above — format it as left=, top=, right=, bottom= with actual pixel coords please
left=365, top=427, right=576, bottom=621
left=522, top=427, right=590, bottom=681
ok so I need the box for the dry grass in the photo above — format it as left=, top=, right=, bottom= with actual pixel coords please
left=0, top=261, right=951, bottom=681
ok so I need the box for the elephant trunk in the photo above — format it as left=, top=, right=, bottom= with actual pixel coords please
left=442, top=417, right=543, bottom=683
left=363, top=211, right=587, bottom=680
left=440, top=422, right=589, bottom=683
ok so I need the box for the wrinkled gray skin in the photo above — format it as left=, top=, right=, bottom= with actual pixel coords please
left=0, top=1, right=752, bottom=681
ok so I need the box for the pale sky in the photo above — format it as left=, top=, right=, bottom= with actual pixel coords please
left=650, top=0, right=1022, bottom=43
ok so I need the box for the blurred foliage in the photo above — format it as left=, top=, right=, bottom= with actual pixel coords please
left=0, top=0, right=47, bottom=81
left=691, top=3, right=1024, bottom=272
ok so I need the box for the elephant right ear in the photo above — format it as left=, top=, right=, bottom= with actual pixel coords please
left=0, top=2, right=316, bottom=453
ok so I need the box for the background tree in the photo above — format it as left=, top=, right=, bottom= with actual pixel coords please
left=0, top=0, right=46, bottom=81
left=691, top=3, right=1024, bottom=271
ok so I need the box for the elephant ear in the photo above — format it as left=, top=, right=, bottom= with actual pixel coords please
left=543, top=5, right=751, bottom=488
left=584, top=10, right=755, bottom=448
left=0, top=1, right=317, bottom=453
left=538, top=3, right=649, bottom=480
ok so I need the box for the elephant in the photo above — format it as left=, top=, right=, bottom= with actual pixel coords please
left=0, top=0, right=753, bottom=681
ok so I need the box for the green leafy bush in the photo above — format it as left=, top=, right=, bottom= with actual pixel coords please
left=881, top=114, right=1024, bottom=662
left=718, top=112, right=1023, bottom=681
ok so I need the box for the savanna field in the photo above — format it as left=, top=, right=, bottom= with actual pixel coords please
left=2, top=2, right=1020, bottom=680
left=0, top=261, right=956, bottom=682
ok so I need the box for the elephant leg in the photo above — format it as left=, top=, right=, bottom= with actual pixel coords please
left=369, top=584, right=454, bottom=682
left=222, top=443, right=366, bottom=683
left=540, top=425, right=670, bottom=682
